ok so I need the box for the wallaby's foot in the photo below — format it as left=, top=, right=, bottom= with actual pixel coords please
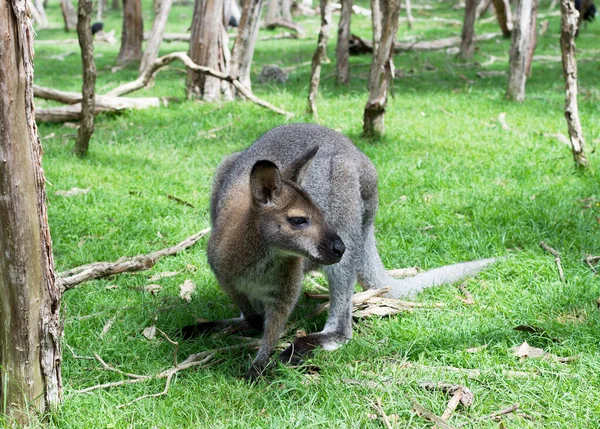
left=243, top=360, right=271, bottom=383
left=279, top=332, right=349, bottom=366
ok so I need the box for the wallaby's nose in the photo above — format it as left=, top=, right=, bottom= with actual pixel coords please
left=331, top=239, right=345, bottom=258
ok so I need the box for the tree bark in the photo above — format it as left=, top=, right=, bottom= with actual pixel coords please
left=491, top=0, right=512, bottom=37
left=335, top=0, right=352, bottom=84
left=230, top=0, right=264, bottom=92
left=363, top=0, right=401, bottom=137
left=140, top=0, right=174, bottom=73
left=29, top=0, right=49, bottom=28
left=459, top=0, right=478, bottom=60
left=506, top=0, right=536, bottom=102
left=186, top=0, right=232, bottom=101
left=112, top=0, right=120, bottom=9
left=525, top=0, right=539, bottom=76
left=60, top=0, right=77, bottom=31
left=307, top=0, right=333, bottom=117
left=74, top=0, right=96, bottom=157
left=560, top=0, right=588, bottom=167
left=0, top=0, right=62, bottom=424
left=117, top=0, right=143, bottom=65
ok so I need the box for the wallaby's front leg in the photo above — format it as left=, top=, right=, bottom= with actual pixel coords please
left=245, top=307, right=290, bottom=381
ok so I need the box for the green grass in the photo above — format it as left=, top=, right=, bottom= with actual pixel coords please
left=24, top=0, right=600, bottom=427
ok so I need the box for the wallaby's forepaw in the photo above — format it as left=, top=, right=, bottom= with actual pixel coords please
left=180, top=321, right=221, bottom=340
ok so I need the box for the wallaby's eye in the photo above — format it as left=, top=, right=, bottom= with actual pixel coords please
left=288, top=217, right=309, bottom=227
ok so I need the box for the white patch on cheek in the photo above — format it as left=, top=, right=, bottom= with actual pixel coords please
left=298, top=236, right=321, bottom=260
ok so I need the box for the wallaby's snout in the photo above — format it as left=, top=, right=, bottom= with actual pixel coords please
left=319, top=231, right=345, bottom=265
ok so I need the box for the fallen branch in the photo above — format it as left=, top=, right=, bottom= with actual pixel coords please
left=419, top=382, right=474, bottom=421
left=374, top=398, right=393, bottom=429
left=412, top=400, right=457, bottom=429
left=584, top=255, right=600, bottom=274
left=35, top=97, right=165, bottom=122
left=349, top=32, right=500, bottom=54
left=539, top=241, right=565, bottom=283
left=58, top=228, right=210, bottom=292
left=263, top=18, right=305, bottom=36
left=104, top=52, right=293, bottom=116
left=479, top=402, right=520, bottom=421
left=144, top=32, right=190, bottom=42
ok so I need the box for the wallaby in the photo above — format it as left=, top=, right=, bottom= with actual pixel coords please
left=183, top=123, right=495, bottom=380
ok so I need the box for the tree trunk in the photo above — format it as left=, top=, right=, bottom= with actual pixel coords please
left=97, top=0, right=103, bottom=21
left=230, top=0, right=264, bottom=92
left=74, top=0, right=96, bottom=156
left=476, top=0, right=492, bottom=18
left=140, top=0, right=174, bottom=73
left=265, top=0, right=278, bottom=20
left=525, top=0, right=538, bottom=76
left=307, top=0, right=333, bottom=117
left=29, top=0, right=49, bottom=28
left=0, top=0, right=62, bottom=424
left=459, top=0, right=478, bottom=60
left=363, top=0, right=401, bottom=137
left=404, top=0, right=414, bottom=29
left=117, top=0, right=143, bottom=65
left=61, top=0, right=77, bottom=31
left=112, top=0, right=120, bottom=10
left=560, top=0, right=588, bottom=167
left=335, top=0, right=352, bottom=84
left=186, top=0, right=232, bottom=101
left=491, top=0, right=512, bottom=37
left=506, top=0, right=537, bottom=102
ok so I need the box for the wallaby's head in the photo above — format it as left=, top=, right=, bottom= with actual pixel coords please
left=249, top=149, right=345, bottom=265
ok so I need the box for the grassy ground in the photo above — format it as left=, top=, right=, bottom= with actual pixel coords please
left=21, top=0, right=600, bottom=427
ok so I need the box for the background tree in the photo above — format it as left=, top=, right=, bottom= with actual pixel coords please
left=363, top=0, right=401, bottom=136
left=335, top=0, right=352, bottom=83
left=140, top=0, right=174, bottom=73
left=506, top=0, right=538, bottom=102
left=0, top=0, right=62, bottom=424
left=117, top=0, right=143, bottom=64
left=307, top=0, right=333, bottom=117
left=74, top=0, right=96, bottom=156
left=491, top=0, right=512, bottom=37
left=186, top=0, right=232, bottom=100
left=230, top=0, right=264, bottom=92
left=560, top=0, right=588, bottom=167
left=459, top=0, right=479, bottom=60
left=61, top=0, right=77, bottom=31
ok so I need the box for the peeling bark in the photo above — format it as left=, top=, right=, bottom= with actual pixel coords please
left=140, top=0, right=174, bottom=73
left=335, top=0, right=352, bottom=83
left=74, top=0, right=96, bottom=156
left=362, top=0, right=401, bottom=136
left=506, top=0, right=536, bottom=102
left=117, top=0, right=143, bottom=64
left=186, top=0, right=232, bottom=101
left=0, top=0, right=62, bottom=424
left=230, top=0, right=264, bottom=92
left=307, top=0, right=333, bottom=117
left=560, top=0, right=588, bottom=167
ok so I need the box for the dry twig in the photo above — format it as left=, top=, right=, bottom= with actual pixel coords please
left=540, top=241, right=565, bottom=283
left=412, top=400, right=457, bottom=429
left=456, top=282, right=475, bottom=305
left=58, top=228, right=210, bottom=291
left=374, top=397, right=393, bottom=429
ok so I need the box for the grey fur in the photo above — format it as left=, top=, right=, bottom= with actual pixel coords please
left=203, top=123, right=495, bottom=378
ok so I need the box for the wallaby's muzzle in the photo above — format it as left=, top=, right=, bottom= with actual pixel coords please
left=317, top=232, right=345, bottom=265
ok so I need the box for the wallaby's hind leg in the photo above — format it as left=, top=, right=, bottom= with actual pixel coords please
left=279, top=260, right=356, bottom=364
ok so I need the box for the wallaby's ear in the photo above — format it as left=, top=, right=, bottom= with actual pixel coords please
left=284, top=147, right=318, bottom=184
left=250, top=160, right=282, bottom=205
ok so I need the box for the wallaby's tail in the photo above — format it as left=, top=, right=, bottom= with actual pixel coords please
left=358, top=225, right=498, bottom=298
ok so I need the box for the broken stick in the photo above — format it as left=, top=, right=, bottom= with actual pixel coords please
left=539, top=241, right=565, bottom=283
left=58, top=227, right=210, bottom=292
left=412, top=400, right=458, bottom=429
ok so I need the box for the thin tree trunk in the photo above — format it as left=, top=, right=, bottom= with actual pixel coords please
left=560, top=0, right=588, bottom=167
left=280, top=0, right=292, bottom=20
left=186, top=0, right=232, bottom=101
left=74, top=0, right=96, bottom=156
left=506, top=0, right=535, bottom=102
left=230, top=0, right=264, bottom=93
left=112, top=0, right=120, bottom=9
left=370, top=0, right=382, bottom=54
left=459, top=0, right=478, bottom=60
left=140, top=0, right=174, bottom=73
left=117, top=0, right=143, bottom=64
left=0, top=0, right=62, bottom=424
left=363, top=0, right=401, bottom=137
left=491, top=0, right=512, bottom=37
left=265, top=0, right=279, bottom=20
left=30, top=0, right=49, bottom=27
left=405, top=0, right=414, bottom=28
left=307, top=0, right=333, bottom=117
left=61, top=0, right=78, bottom=31
left=476, top=0, right=492, bottom=18
left=336, top=0, right=352, bottom=84
left=525, top=0, right=538, bottom=76
left=97, top=0, right=103, bottom=21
